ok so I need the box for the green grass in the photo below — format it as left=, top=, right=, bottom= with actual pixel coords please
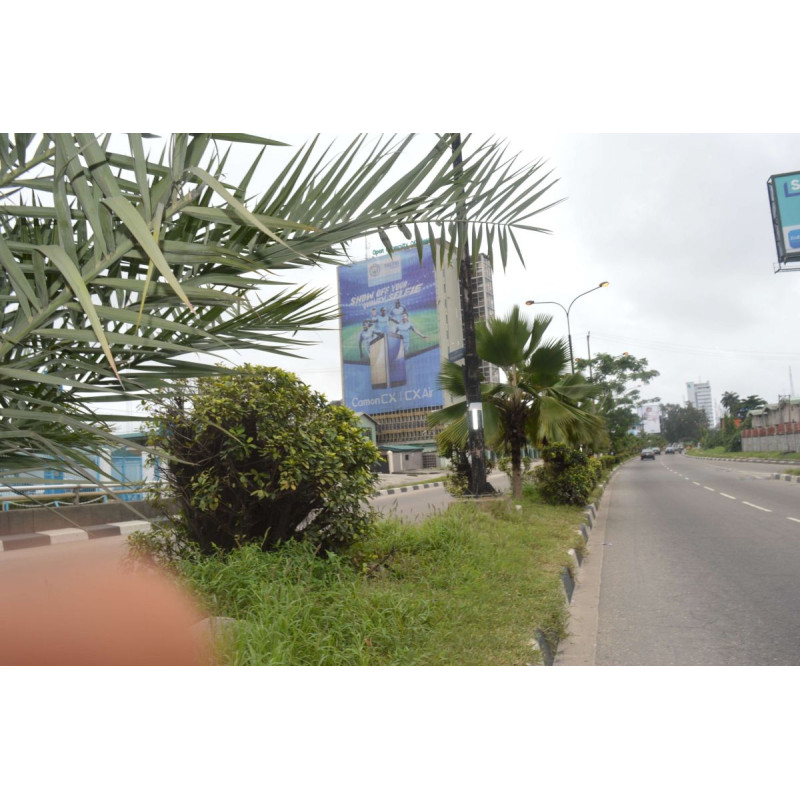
left=175, top=485, right=588, bottom=665
left=687, top=447, right=800, bottom=461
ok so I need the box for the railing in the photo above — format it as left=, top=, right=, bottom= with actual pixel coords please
left=0, top=483, right=157, bottom=511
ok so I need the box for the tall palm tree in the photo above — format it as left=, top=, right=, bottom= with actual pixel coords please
left=1, top=133, right=561, bottom=483
left=429, top=307, right=603, bottom=499
left=720, top=391, right=741, bottom=418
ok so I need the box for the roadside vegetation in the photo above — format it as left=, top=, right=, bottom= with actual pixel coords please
left=130, top=389, right=618, bottom=666
left=155, top=484, right=591, bottom=666
left=687, top=447, right=800, bottom=462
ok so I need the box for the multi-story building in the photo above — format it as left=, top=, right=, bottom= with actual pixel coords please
left=687, top=381, right=715, bottom=428
left=337, top=243, right=498, bottom=453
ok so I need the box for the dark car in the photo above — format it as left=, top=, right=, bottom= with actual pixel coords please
left=641, top=448, right=655, bottom=460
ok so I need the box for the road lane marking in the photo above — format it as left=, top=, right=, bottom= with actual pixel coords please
left=704, top=486, right=715, bottom=492
left=788, top=518, right=800, bottom=524
left=692, top=481, right=701, bottom=486
left=720, top=493, right=737, bottom=500
left=742, top=501, right=772, bottom=513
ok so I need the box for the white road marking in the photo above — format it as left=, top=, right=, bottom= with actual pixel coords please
left=692, top=481, right=701, bottom=486
left=742, top=501, right=772, bottom=513
left=720, top=493, right=737, bottom=500
left=704, top=486, right=715, bottom=492
left=788, top=518, right=800, bottom=524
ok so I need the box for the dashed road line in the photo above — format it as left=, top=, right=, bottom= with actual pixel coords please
left=692, top=481, right=701, bottom=486
left=788, top=517, right=800, bottom=524
left=742, top=501, right=772, bottom=513
left=704, top=486, right=715, bottom=492
left=720, top=493, right=737, bottom=500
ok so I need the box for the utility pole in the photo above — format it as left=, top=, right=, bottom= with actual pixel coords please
left=451, top=134, right=492, bottom=496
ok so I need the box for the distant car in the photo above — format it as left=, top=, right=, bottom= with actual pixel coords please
left=651, top=446, right=661, bottom=455
left=665, top=446, right=675, bottom=454
left=641, top=448, right=655, bottom=460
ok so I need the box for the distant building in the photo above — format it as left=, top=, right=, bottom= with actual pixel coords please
left=742, top=398, right=800, bottom=452
left=687, top=381, right=715, bottom=428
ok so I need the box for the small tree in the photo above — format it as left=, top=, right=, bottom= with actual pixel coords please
left=146, top=365, right=379, bottom=555
left=574, top=351, right=660, bottom=453
left=430, top=308, right=603, bottom=500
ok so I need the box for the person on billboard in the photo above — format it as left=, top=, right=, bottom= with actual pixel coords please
left=375, top=307, right=392, bottom=335
left=395, top=313, right=428, bottom=351
left=389, top=299, right=408, bottom=326
left=358, top=321, right=378, bottom=361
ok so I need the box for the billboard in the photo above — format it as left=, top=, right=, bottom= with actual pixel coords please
left=767, top=171, right=800, bottom=271
left=338, top=244, right=443, bottom=414
left=638, top=404, right=661, bottom=434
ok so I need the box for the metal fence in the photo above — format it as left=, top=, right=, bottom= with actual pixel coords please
left=0, top=483, right=156, bottom=511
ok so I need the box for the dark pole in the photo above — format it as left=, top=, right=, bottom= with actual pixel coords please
left=566, top=316, right=575, bottom=374
left=451, top=134, right=491, bottom=496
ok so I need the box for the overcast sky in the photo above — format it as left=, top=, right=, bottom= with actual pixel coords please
left=229, top=132, right=800, bottom=420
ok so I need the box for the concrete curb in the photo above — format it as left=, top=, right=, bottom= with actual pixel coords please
left=1, top=479, right=448, bottom=552
left=374, top=481, right=445, bottom=497
left=531, top=468, right=618, bottom=666
left=0, top=520, right=153, bottom=553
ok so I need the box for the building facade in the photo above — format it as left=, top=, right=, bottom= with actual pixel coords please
left=337, top=243, right=498, bottom=452
left=687, top=381, right=715, bottom=428
left=742, top=398, right=800, bottom=452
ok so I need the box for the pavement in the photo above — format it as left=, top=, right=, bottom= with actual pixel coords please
left=0, top=470, right=450, bottom=554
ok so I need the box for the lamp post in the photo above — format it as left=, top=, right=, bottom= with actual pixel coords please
left=525, top=282, right=609, bottom=373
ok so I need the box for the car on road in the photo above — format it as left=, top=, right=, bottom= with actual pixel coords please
left=641, top=448, right=656, bottom=460
left=651, top=446, right=661, bottom=454
left=665, top=446, right=675, bottom=454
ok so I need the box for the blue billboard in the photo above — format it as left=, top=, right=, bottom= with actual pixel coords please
left=338, top=244, right=443, bottom=414
left=767, top=171, right=800, bottom=268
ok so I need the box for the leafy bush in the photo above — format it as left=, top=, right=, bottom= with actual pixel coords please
left=599, top=454, right=621, bottom=470
left=533, top=443, right=596, bottom=506
left=144, top=366, right=379, bottom=556
left=440, top=444, right=494, bottom=497
left=701, top=425, right=742, bottom=452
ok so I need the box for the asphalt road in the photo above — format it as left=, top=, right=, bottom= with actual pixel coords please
left=558, top=455, right=800, bottom=665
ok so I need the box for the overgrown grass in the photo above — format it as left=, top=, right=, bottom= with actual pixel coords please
left=688, top=447, right=800, bottom=461
left=174, top=485, right=588, bottom=666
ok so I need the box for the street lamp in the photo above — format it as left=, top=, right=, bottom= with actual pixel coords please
left=525, top=282, right=609, bottom=373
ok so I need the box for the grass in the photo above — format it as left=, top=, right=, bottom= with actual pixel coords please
left=687, top=447, right=800, bottom=462
left=174, top=484, right=588, bottom=666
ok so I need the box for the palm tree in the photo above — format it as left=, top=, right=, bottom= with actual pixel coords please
left=737, top=394, right=767, bottom=420
left=1, top=133, right=561, bottom=483
left=429, top=307, right=603, bottom=499
left=720, top=391, right=741, bottom=418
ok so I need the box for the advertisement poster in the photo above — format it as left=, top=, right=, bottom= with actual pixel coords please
left=338, top=244, right=443, bottom=414
left=768, top=171, right=800, bottom=264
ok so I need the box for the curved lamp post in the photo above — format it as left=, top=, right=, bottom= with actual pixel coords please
left=524, top=282, right=609, bottom=373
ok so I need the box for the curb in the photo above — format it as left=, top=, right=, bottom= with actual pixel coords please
left=0, top=520, right=153, bottom=553
left=530, top=467, right=619, bottom=666
left=374, top=480, right=445, bottom=497
left=1, top=480, right=449, bottom=553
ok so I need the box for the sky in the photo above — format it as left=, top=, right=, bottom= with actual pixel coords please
left=221, top=132, right=800, bottom=424
left=10, top=2, right=799, bottom=786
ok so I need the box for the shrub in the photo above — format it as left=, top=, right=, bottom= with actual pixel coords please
left=533, top=443, right=596, bottom=506
left=440, top=443, right=494, bottom=497
left=144, top=365, right=379, bottom=556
